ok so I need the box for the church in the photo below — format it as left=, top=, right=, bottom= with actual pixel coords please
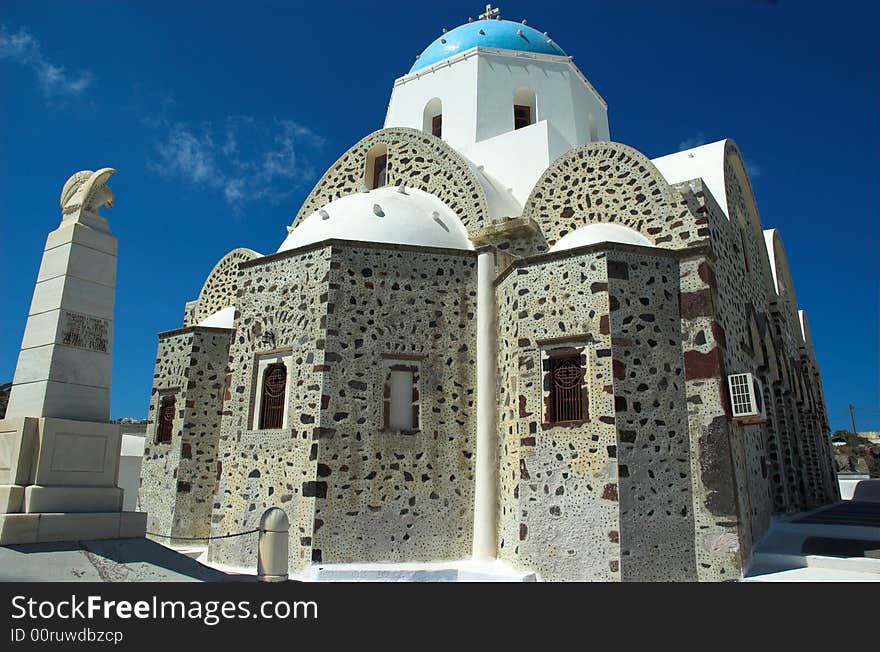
left=138, top=5, right=838, bottom=581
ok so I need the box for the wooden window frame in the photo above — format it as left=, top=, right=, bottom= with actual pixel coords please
left=514, top=104, right=532, bottom=130
left=431, top=114, right=442, bottom=138
left=156, top=394, right=175, bottom=444
left=372, top=153, right=388, bottom=189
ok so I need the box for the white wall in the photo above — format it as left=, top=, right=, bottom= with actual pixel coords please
left=385, top=48, right=609, bottom=207
left=459, top=120, right=551, bottom=208
left=386, top=55, right=480, bottom=149
left=120, top=432, right=145, bottom=511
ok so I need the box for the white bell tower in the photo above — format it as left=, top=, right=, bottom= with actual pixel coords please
left=384, top=9, right=609, bottom=207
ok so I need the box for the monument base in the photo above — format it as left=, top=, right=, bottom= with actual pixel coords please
left=0, top=511, right=146, bottom=545
left=0, top=416, right=145, bottom=546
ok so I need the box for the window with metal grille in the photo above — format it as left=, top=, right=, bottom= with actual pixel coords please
left=156, top=395, right=175, bottom=444
left=514, top=104, right=531, bottom=130
left=547, top=354, right=586, bottom=423
left=432, top=114, right=442, bottom=138
left=258, top=363, right=287, bottom=429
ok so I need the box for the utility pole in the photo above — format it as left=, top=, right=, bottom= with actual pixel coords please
left=848, top=403, right=858, bottom=436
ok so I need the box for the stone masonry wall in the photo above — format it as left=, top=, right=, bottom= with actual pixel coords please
left=495, top=250, right=619, bottom=581
left=171, top=328, right=232, bottom=539
left=208, top=246, right=332, bottom=571
left=141, top=331, right=192, bottom=542
left=690, top=180, right=773, bottom=563
left=311, top=243, right=478, bottom=563
left=140, top=326, right=232, bottom=542
left=606, top=249, right=697, bottom=581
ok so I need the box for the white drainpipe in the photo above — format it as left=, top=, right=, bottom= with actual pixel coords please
left=473, top=248, right=498, bottom=561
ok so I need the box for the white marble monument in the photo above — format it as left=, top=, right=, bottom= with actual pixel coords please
left=0, top=169, right=147, bottom=545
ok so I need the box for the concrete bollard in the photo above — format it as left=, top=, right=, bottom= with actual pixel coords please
left=257, top=507, right=289, bottom=582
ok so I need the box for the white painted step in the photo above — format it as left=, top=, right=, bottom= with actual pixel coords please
left=748, top=551, right=880, bottom=575
left=301, top=559, right=537, bottom=582
left=742, top=566, right=880, bottom=582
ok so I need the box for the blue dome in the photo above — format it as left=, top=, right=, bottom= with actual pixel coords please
left=409, top=19, right=566, bottom=73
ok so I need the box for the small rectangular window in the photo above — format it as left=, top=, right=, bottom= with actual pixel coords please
left=432, top=115, right=442, bottom=138
left=373, top=154, right=388, bottom=188
left=547, top=353, right=586, bottom=423
left=514, top=104, right=531, bottom=130
left=383, top=360, right=420, bottom=433
left=156, top=395, right=175, bottom=444
left=390, top=369, right=414, bottom=430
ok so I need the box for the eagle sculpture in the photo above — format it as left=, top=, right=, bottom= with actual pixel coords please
left=60, top=167, right=116, bottom=215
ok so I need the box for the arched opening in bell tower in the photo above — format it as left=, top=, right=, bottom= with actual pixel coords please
left=423, top=98, right=443, bottom=138
left=513, top=87, right=537, bottom=130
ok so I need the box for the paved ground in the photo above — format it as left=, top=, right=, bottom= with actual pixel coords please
left=0, top=538, right=254, bottom=582
left=4, top=499, right=878, bottom=582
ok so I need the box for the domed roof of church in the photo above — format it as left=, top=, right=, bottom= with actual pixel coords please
left=549, top=223, right=653, bottom=253
left=410, top=17, right=567, bottom=72
left=278, top=186, right=474, bottom=253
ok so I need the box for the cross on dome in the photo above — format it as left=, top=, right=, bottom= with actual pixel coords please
left=478, top=4, right=500, bottom=20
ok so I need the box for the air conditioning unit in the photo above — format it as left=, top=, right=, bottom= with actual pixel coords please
left=727, top=373, right=768, bottom=424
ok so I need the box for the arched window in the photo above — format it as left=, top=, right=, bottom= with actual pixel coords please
left=423, top=98, right=443, bottom=138
left=365, top=143, right=388, bottom=189
left=258, top=362, right=287, bottom=429
left=513, top=87, right=536, bottom=130
left=156, top=394, right=175, bottom=444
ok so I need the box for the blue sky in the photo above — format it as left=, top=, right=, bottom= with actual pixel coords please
left=1, top=0, right=877, bottom=431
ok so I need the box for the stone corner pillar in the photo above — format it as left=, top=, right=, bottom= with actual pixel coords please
left=472, top=248, right=498, bottom=561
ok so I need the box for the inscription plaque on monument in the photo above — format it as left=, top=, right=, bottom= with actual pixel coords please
left=59, top=310, right=109, bottom=353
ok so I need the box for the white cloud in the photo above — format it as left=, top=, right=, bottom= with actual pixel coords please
left=0, top=25, right=94, bottom=99
left=155, top=124, right=220, bottom=185
left=149, top=115, right=324, bottom=210
left=678, top=132, right=709, bottom=152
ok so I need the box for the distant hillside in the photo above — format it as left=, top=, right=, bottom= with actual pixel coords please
left=833, top=430, right=880, bottom=477
left=0, top=382, right=10, bottom=419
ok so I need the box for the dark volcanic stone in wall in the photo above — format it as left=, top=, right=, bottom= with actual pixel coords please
left=208, top=247, right=332, bottom=572
left=293, top=128, right=488, bottom=235
left=141, top=331, right=193, bottom=543
left=522, top=142, right=707, bottom=253
left=607, top=251, right=697, bottom=582
left=312, top=244, right=478, bottom=563
left=496, top=251, right=619, bottom=581
left=140, top=328, right=233, bottom=543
